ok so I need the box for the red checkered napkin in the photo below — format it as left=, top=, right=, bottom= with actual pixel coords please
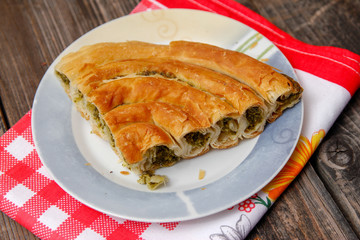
left=1, top=0, right=359, bottom=240
left=0, top=112, right=153, bottom=239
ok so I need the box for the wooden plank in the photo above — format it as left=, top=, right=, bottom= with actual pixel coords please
left=247, top=163, right=358, bottom=239
left=0, top=0, right=49, bottom=125
left=248, top=0, right=360, bottom=55
left=0, top=103, right=8, bottom=134
left=0, top=0, right=142, bottom=126
left=0, top=212, right=39, bottom=240
left=314, top=89, right=360, bottom=237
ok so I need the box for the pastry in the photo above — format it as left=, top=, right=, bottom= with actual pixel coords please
left=78, top=58, right=269, bottom=139
left=55, top=40, right=303, bottom=189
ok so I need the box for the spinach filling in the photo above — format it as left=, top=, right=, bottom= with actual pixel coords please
left=245, top=107, right=263, bottom=131
left=138, top=70, right=176, bottom=79
left=151, top=145, right=180, bottom=168
left=55, top=71, right=70, bottom=86
left=87, top=102, right=100, bottom=122
left=276, top=74, right=302, bottom=107
left=275, top=91, right=301, bottom=117
left=277, top=92, right=301, bottom=105
left=184, top=132, right=211, bottom=148
left=86, top=102, right=115, bottom=148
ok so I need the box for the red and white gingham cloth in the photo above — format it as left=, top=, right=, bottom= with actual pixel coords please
left=1, top=113, right=152, bottom=239
left=1, top=0, right=359, bottom=239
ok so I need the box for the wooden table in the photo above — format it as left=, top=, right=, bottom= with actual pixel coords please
left=0, top=0, right=359, bottom=239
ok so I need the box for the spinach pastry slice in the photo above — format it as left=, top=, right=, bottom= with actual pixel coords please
left=54, top=40, right=303, bottom=190
left=107, top=122, right=178, bottom=190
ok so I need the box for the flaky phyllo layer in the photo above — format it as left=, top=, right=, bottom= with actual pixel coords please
left=55, top=41, right=303, bottom=190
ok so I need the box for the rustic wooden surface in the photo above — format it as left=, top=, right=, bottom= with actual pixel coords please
left=0, top=0, right=359, bottom=239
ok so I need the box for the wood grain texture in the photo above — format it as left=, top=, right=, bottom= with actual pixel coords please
left=0, top=212, right=38, bottom=240
left=0, top=0, right=359, bottom=239
left=248, top=163, right=359, bottom=239
left=247, top=0, right=360, bottom=55
left=0, top=0, right=50, bottom=125
left=0, top=107, right=7, bottom=136
left=315, top=89, right=360, bottom=237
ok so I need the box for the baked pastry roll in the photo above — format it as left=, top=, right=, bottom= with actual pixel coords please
left=165, top=41, right=303, bottom=122
left=109, top=122, right=177, bottom=190
left=103, top=102, right=211, bottom=168
left=55, top=41, right=167, bottom=86
left=87, top=76, right=240, bottom=149
left=78, top=58, right=269, bottom=139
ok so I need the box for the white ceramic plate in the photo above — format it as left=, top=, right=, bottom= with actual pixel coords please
left=32, top=9, right=303, bottom=222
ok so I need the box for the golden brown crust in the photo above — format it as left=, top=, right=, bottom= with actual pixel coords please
left=55, top=41, right=166, bottom=83
left=103, top=102, right=204, bottom=139
left=88, top=76, right=238, bottom=127
left=167, top=41, right=302, bottom=105
left=70, top=58, right=268, bottom=140
left=103, top=102, right=214, bottom=159
left=81, top=58, right=267, bottom=116
left=55, top=40, right=302, bottom=122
